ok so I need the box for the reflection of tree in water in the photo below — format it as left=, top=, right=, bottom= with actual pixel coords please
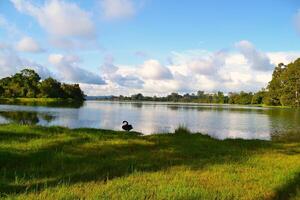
left=131, top=103, right=143, bottom=108
left=167, top=105, right=180, bottom=110
left=39, top=113, right=56, bottom=123
left=268, top=108, right=300, bottom=141
left=0, top=111, right=55, bottom=125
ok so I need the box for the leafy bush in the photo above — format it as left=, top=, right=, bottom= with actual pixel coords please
left=174, top=125, right=191, bottom=135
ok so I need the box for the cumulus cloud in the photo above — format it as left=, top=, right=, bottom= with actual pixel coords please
left=11, top=0, right=95, bottom=38
left=235, top=40, right=274, bottom=71
left=68, top=46, right=300, bottom=96
left=100, top=0, right=136, bottom=20
left=48, top=54, right=105, bottom=85
left=138, top=60, right=173, bottom=80
left=187, top=51, right=227, bottom=75
left=16, top=36, right=43, bottom=53
left=267, top=52, right=300, bottom=65
left=0, top=43, right=51, bottom=78
left=101, top=56, right=144, bottom=89
left=11, top=0, right=96, bottom=49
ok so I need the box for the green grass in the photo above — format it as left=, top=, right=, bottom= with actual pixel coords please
left=0, top=98, right=83, bottom=108
left=0, top=98, right=66, bottom=102
left=0, top=124, right=299, bottom=200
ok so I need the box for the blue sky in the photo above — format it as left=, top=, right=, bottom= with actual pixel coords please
left=1, top=0, right=300, bottom=95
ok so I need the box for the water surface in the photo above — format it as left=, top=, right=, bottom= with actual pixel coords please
left=0, top=101, right=299, bottom=140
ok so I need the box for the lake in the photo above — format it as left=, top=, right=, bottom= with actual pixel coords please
left=0, top=101, right=299, bottom=140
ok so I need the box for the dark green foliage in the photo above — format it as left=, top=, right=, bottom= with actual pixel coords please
left=174, top=125, right=191, bottom=135
left=0, top=69, right=41, bottom=98
left=112, top=91, right=230, bottom=104
left=265, top=59, right=300, bottom=107
left=131, top=93, right=144, bottom=101
left=61, top=83, right=85, bottom=100
left=264, top=63, right=286, bottom=106
left=39, top=78, right=64, bottom=98
left=0, top=69, right=85, bottom=101
left=0, top=85, right=4, bottom=96
left=251, top=89, right=266, bottom=104
left=228, top=91, right=253, bottom=105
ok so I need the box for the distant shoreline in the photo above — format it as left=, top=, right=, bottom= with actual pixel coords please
left=87, top=99, right=291, bottom=108
left=0, top=98, right=292, bottom=108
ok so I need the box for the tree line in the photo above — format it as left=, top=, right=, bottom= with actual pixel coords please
left=0, top=69, right=85, bottom=101
left=110, top=91, right=262, bottom=105
left=109, top=58, right=300, bottom=107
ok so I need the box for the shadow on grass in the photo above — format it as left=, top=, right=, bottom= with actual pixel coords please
left=271, top=172, right=300, bottom=200
left=0, top=125, right=297, bottom=198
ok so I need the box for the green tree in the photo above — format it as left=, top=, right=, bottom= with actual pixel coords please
left=21, top=69, right=41, bottom=97
left=167, top=93, right=182, bottom=102
left=217, top=91, right=225, bottom=103
left=61, top=83, right=85, bottom=100
left=0, top=85, right=4, bottom=97
left=251, top=89, right=266, bottom=105
left=264, top=63, right=286, bottom=106
left=131, top=93, right=144, bottom=101
left=279, top=59, right=300, bottom=106
left=39, top=78, right=63, bottom=98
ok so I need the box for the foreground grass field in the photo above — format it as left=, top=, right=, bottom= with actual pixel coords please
left=0, top=124, right=299, bottom=200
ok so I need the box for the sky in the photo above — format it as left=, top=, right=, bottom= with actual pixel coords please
left=1, top=0, right=300, bottom=96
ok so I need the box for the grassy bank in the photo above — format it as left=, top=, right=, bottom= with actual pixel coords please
left=0, top=98, right=83, bottom=108
left=0, top=124, right=299, bottom=200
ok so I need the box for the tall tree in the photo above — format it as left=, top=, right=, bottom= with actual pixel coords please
left=264, top=63, right=286, bottom=106
left=279, top=59, right=300, bottom=106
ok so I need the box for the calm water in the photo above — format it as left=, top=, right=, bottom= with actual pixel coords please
left=0, top=101, right=299, bottom=140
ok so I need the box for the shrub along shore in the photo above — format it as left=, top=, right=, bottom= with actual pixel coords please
left=0, top=124, right=299, bottom=199
left=0, top=98, right=84, bottom=108
left=0, top=69, right=85, bottom=101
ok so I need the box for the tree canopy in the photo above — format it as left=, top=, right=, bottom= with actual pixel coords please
left=0, top=69, right=85, bottom=101
left=265, top=59, right=300, bottom=107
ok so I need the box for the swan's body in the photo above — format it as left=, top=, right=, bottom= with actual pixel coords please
left=122, top=121, right=133, bottom=131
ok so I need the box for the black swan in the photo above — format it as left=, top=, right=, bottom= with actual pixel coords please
left=122, top=121, right=133, bottom=131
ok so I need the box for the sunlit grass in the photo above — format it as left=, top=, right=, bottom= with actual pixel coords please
left=0, top=98, right=65, bottom=103
left=0, top=98, right=83, bottom=108
left=0, top=124, right=299, bottom=199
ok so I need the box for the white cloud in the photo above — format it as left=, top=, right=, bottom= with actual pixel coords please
left=0, top=43, right=51, bottom=79
left=267, top=52, right=300, bottom=65
left=235, top=40, right=273, bottom=71
left=100, top=0, right=136, bottom=20
left=48, top=54, right=105, bottom=85
left=74, top=47, right=300, bottom=96
left=16, top=36, right=43, bottom=53
left=188, top=51, right=227, bottom=75
left=11, top=0, right=95, bottom=38
left=11, top=0, right=96, bottom=49
left=138, top=60, right=173, bottom=80
left=101, top=56, right=144, bottom=89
